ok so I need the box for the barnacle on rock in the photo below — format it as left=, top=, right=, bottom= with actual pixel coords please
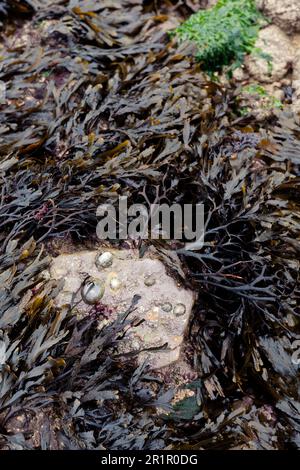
left=161, top=302, right=172, bottom=313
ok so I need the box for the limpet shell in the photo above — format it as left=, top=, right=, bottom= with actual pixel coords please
left=173, top=303, right=186, bottom=316
left=95, top=251, right=113, bottom=269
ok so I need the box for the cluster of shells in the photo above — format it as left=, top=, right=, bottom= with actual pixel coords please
left=80, top=251, right=186, bottom=316
left=81, top=251, right=113, bottom=304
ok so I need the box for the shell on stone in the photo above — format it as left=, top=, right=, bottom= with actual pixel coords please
left=95, top=251, right=113, bottom=269
left=144, top=273, right=156, bottom=287
left=81, top=278, right=105, bottom=305
left=173, top=303, right=186, bottom=316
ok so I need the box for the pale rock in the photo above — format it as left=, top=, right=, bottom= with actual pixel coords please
left=292, top=79, right=300, bottom=114
left=232, top=67, right=247, bottom=82
left=292, top=34, right=300, bottom=79
left=291, top=35, right=300, bottom=114
left=245, top=25, right=294, bottom=83
left=47, top=249, right=195, bottom=369
left=256, top=0, right=300, bottom=34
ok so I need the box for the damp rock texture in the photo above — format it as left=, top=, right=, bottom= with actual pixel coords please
left=257, top=0, right=300, bottom=34
left=291, top=34, right=300, bottom=114
left=244, top=25, right=294, bottom=83
left=48, top=249, right=195, bottom=369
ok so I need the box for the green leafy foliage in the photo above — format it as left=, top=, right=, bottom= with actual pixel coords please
left=239, top=83, right=283, bottom=116
left=172, top=0, right=265, bottom=72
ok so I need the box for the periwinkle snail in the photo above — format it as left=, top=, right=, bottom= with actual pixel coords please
left=81, top=277, right=105, bottom=305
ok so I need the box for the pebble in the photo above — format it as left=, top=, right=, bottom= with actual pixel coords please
left=110, top=277, right=121, bottom=290
left=144, top=274, right=156, bottom=287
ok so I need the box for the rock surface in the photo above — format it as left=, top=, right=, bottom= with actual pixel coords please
left=257, top=0, right=300, bottom=33
left=48, top=249, right=195, bottom=369
left=245, top=25, right=294, bottom=83
left=237, top=82, right=284, bottom=121
left=291, top=34, right=300, bottom=114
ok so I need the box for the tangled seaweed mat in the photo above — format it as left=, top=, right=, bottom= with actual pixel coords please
left=0, top=0, right=299, bottom=450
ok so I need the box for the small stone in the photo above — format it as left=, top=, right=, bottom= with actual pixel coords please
left=146, top=307, right=160, bottom=322
left=232, top=67, right=246, bottom=82
left=286, top=313, right=297, bottom=327
left=81, top=278, right=105, bottom=305
left=173, top=303, right=186, bottom=317
left=144, top=274, right=156, bottom=287
left=272, top=89, right=284, bottom=101
left=131, top=340, right=142, bottom=350
left=110, top=277, right=121, bottom=290
left=161, top=302, right=172, bottom=312
left=41, top=270, right=51, bottom=281
left=95, top=251, right=113, bottom=269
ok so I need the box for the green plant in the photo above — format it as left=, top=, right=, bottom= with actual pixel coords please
left=242, top=83, right=283, bottom=110
left=243, top=83, right=268, bottom=96
left=171, top=0, right=265, bottom=73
